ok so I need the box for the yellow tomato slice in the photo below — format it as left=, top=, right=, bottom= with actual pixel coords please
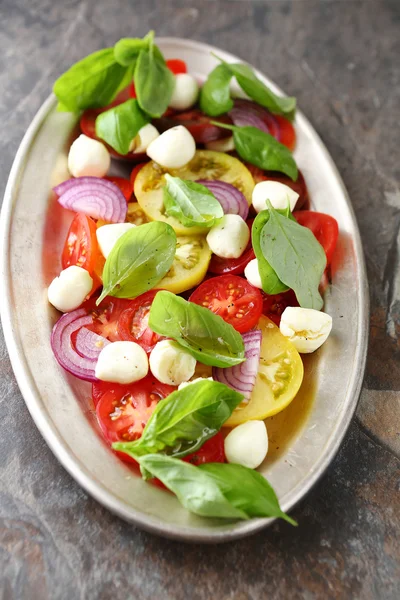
left=224, top=316, right=304, bottom=426
left=126, top=202, right=150, bottom=226
left=134, top=150, right=255, bottom=236
left=156, top=235, right=211, bottom=294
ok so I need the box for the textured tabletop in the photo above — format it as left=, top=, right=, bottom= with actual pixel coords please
left=0, top=1, right=399, bottom=598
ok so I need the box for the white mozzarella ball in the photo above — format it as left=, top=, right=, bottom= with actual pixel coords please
left=48, top=266, right=93, bottom=313
left=205, top=136, right=235, bottom=152
left=280, top=307, right=333, bottom=353
left=169, top=74, right=199, bottom=110
left=96, top=223, right=136, bottom=259
left=146, top=125, right=196, bottom=169
left=68, top=134, right=110, bottom=178
left=224, top=421, right=269, bottom=469
left=252, top=180, right=299, bottom=213
left=149, top=340, right=196, bottom=386
left=178, top=376, right=213, bottom=391
left=95, top=341, right=148, bottom=384
left=129, top=123, right=160, bottom=153
left=206, top=214, right=250, bottom=259
left=244, top=258, right=263, bottom=289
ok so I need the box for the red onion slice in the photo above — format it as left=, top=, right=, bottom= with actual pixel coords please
left=229, top=100, right=280, bottom=140
left=212, top=329, right=262, bottom=401
left=75, top=327, right=110, bottom=360
left=51, top=309, right=103, bottom=381
left=196, top=179, right=249, bottom=220
left=54, top=177, right=127, bottom=223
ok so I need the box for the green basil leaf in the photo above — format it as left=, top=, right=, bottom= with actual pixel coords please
left=148, top=291, right=245, bottom=367
left=95, top=99, right=150, bottom=155
left=211, top=122, right=298, bottom=181
left=199, top=64, right=234, bottom=117
left=97, top=222, right=176, bottom=304
left=114, top=32, right=164, bottom=67
left=163, top=175, right=223, bottom=228
left=113, top=379, right=243, bottom=459
left=134, top=42, right=175, bottom=118
left=261, top=202, right=326, bottom=309
left=252, top=210, right=288, bottom=295
left=219, top=59, right=296, bottom=119
left=53, top=48, right=129, bottom=113
left=138, top=455, right=296, bottom=524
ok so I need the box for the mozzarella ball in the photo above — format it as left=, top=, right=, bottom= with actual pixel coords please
left=206, top=214, right=250, bottom=259
left=129, top=123, right=160, bottom=153
left=224, top=421, right=269, bottom=469
left=96, top=223, right=136, bottom=259
left=244, top=258, right=263, bottom=289
left=178, top=376, right=213, bottom=391
left=149, top=340, right=196, bottom=386
left=95, top=341, right=148, bottom=384
left=252, top=180, right=299, bottom=213
left=280, top=307, right=333, bottom=353
left=48, top=266, right=93, bottom=313
left=205, top=136, right=235, bottom=152
left=68, top=134, right=110, bottom=178
left=146, top=125, right=196, bottom=169
left=169, top=74, right=199, bottom=110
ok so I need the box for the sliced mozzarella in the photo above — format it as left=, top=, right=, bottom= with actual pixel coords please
left=169, top=73, right=199, bottom=110
left=206, top=214, right=250, bottom=259
left=68, top=134, right=110, bottom=178
left=224, top=420, right=268, bottom=469
left=205, top=136, right=235, bottom=152
left=244, top=258, right=263, bottom=289
left=280, top=307, right=333, bottom=353
left=95, top=341, right=148, bottom=384
left=178, top=376, right=214, bottom=391
left=146, top=125, right=196, bottom=169
left=48, top=266, right=93, bottom=313
left=149, top=339, right=196, bottom=386
left=129, top=123, right=160, bottom=153
left=252, top=180, right=299, bottom=213
left=96, top=223, right=136, bottom=259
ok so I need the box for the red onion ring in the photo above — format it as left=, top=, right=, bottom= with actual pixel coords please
left=212, top=329, right=262, bottom=401
left=54, top=177, right=127, bottom=223
left=196, top=180, right=249, bottom=220
left=75, top=327, right=110, bottom=360
left=229, top=99, right=280, bottom=141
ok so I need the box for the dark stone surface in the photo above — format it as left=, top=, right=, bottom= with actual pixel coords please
left=0, top=1, right=399, bottom=598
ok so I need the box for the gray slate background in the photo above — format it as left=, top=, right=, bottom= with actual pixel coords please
left=0, top=1, right=399, bottom=599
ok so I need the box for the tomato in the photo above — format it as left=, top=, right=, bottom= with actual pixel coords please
left=104, top=176, right=132, bottom=201
left=168, top=109, right=233, bottom=144
left=126, top=202, right=150, bottom=226
left=62, top=213, right=103, bottom=293
left=224, top=316, right=304, bottom=426
left=135, top=150, right=254, bottom=236
left=184, top=432, right=226, bottom=465
left=130, top=162, right=148, bottom=189
left=117, top=290, right=164, bottom=352
left=294, top=211, right=339, bottom=266
left=261, top=289, right=299, bottom=326
left=95, top=376, right=175, bottom=443
left=81, top=296, right=130, bottom=342
left=156, top=236, right=212, bottom=294
left=166, top=59, right=187, bottom=74
left=247, top=165, right=309, bottom=211
left=190, top=274, right=263, bottom=333
left=275, top=115, right=296, bottom=150
left=208, top=220, right=255, bottom=275
left=129, top=81, right=136, bottom=98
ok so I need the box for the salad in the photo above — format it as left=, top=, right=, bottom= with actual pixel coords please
left=48, top=32, right=339, bottom=525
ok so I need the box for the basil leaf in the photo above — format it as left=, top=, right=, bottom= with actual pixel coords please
left=252, top=210, right=288, bottom=295
left=219, top=59, right=296, bottom=119
left=53, top=48, right=128, bottom=113
left=148, top=291, right=245, bottom=367
left=134, top=41, right=175, bottom=118
left=138, top=455, right=296, bottom=524
left=163, top=175, right=224, bottom=228
left=114, top=33, right=164, bottom=67
left=113, top=380, right=243, bottom=459
left=211, top=122, right=298, bottom=181
left=97, top=222, right=176, bottom=304
left=199, top=64, right=234, bottom=117
left=261, top=202, right=326, bottom=309
left=95, top=99, right=150, bottom=154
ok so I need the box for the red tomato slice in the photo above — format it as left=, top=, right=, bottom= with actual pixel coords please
left=94, top=376, right=176, bottom=443
left=129, top=81, right=136, bottom=99
left=294, top=211, right=339, bottom=265
left=168, top=109, right=233, bottom=144
left=208, top=220, right=255, bottom=276
left=166, top=59, right=187, bottom=74
left=275, top=115, right=296, bottom=150
left=190, top=274, right=263, bottom=333
left=104, top=176, right=132, bottom=202
left=117, top=290, right=165, bottom=352
left=184, top=432, right=226, bottom=465
left=261, top=289, right=299, bottom=326
left=130, top=162, right=148, bottom=189
left=81, top=296, right=131, bottom=342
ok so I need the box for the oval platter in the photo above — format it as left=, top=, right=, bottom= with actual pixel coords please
left=0, top=38, right=369, bottom=542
